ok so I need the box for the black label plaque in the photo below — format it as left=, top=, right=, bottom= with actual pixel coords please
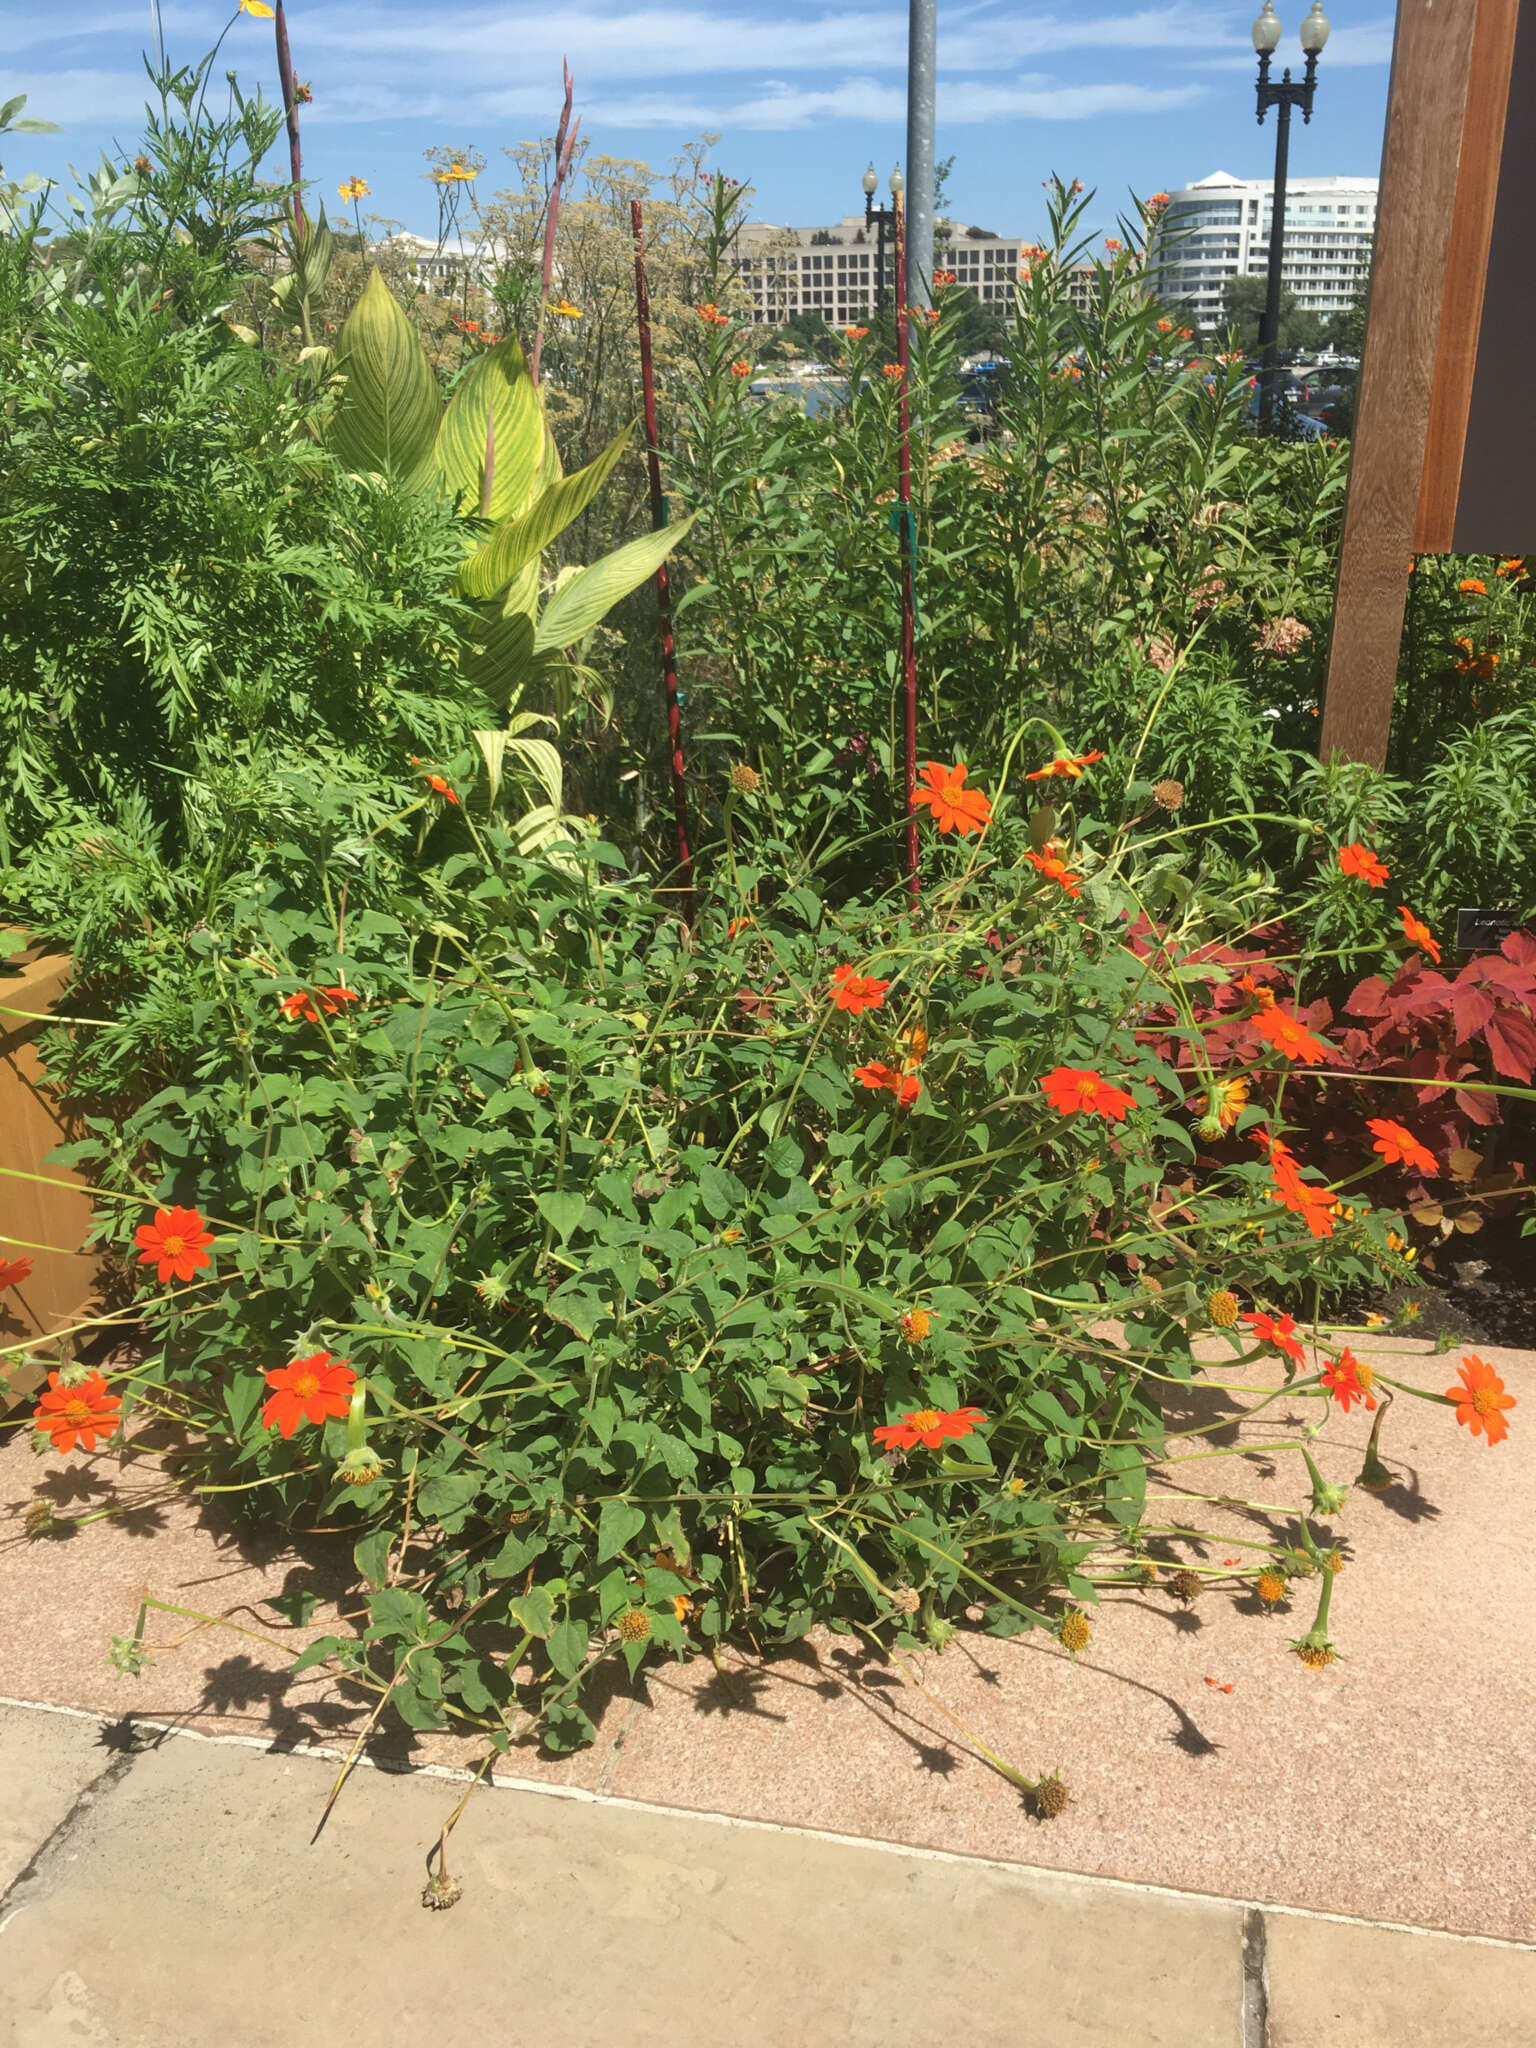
left=1456, top=906, right=1523, bottom=952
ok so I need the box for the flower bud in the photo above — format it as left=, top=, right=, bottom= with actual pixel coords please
left=336, top=1446, right=386, bottom=1487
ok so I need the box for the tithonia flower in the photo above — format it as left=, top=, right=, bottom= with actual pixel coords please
left=1397, top=906, right=1441, bottom=963
left=1041, top=1066, right=1135, bottom=1121
left=873, top=1405, right=985, bottom=1450
left=1267, top=1147, right=1338, bottom=1238
left=854, top=1061, right=921, bottom=1109
left=1241, top=1310, right=1306, bottom=1368
left=730, top=360, right=753, bottom=378
left=1256, top=1571, right=1288, bottom=1606
left=1207, top=1289, right=1239, bottom=1328
left=1337, top=842, right=1389, bottom=887
left=1024, top=845, right=1081, bottom=897
left=33, top=1371, right=121, bottom=1454
left=1367, top=1118, right=1437, bottom=1176
left=0, top=1255, right=34, bottom=1292
left=617, top=1608, right=652, bottom=1643
left=261, top=1352, right=357, bottom=1440
left=912, top=761, right=992, bottom=835
left=728, top=763, right=759, bottom=794
left=424, top=773, right=460, bottom=805
left=1321, top=1348, right=1376, bottom=1414
left=1059, top=1610, right=1092, bottom=1652
left=1445, top=1354, right=1515, bottom=1445
left=1026, top=749, right=1103, bottom=781
left=1253, top=1006, right=1328, bottom=1065
left=337, top=177, right=370, bottom=201
left=1198, top=1075, right=1249, bottom=1136
left=1457, top=578, right=1487, bottom=596
left=134, top=1205, right=216, bottom=1284
left=279, top=986, right=362, bottom=1024
left=830, top=964, right=891, bottom=1015
left=899, top=1307, right=932, bottom=1342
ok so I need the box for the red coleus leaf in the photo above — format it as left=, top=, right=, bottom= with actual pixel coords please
left=1449, top=981, right=1498, bottom=1043
left=1502, top=928, right=1536, bottom=972
left=1485, top=1011, right=1536, bottom=1083
left=1345, top=976, right=1389, bottom=1020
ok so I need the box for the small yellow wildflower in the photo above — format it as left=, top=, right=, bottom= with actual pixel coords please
left=239, top=0, right=274, bottom=15
left=550, top=299, right=583, bottom=317
left=338, top=177, right=371, bottom=201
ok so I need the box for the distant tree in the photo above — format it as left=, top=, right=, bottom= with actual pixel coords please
left=756, top=308, right=837, bottom=361
left=1323, top=254, right=1371, bottom=355
left=809, top=227, right=840, bottom=246
left=1220, top=273, right=1322, bottom=352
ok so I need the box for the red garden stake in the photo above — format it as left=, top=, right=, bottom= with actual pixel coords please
left=272, top=0, right=304, bottom=235
left=531, top=65, right=579, bottom=389
left=630, top=199, right=695, bottom=924
left=894, top=194, right=920, bottom=900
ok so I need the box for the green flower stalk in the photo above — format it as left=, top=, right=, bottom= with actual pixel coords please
left=1357, top=1390, right=1395, bottom=1492
left=1291, top=1557, right=1338, bottom=1670
left=336, top=1380, right=386, bottom=1488
left=1302, top=1447, right=1348, bottom=1518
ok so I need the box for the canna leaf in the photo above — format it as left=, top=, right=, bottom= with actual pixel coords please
left=330, top=269, right=441, bottom=488
left=435, top=335, right=544, bottom=523
left=533, top=516, right=694, bottom=654
left=458, top=419, right=634, bottom=601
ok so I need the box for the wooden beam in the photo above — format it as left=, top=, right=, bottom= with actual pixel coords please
left=1415, top=0, right=1520, bottom=549
left=1318, top=0, right=1480, bottom=768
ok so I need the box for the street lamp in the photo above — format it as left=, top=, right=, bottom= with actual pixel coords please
left=1252, top=0, right=1329, bottom=430
left=862, top=162, right=904, bottom=316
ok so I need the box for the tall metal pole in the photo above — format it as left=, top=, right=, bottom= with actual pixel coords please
left=905, top=0, right=936, bottom=311
left=876, top=209, right=887, bottom=315
left=894, top=195, right=919, bottom=898
left=1260, top=97, right=1292, bottom=429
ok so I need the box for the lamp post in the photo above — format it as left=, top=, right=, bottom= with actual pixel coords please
left=1252, top=0, right=1330, bottom=430
left=861, top=162, right=904, bottom=316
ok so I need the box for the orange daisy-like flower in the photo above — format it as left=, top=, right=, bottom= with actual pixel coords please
left=1445, top=1354, right=1515, bottom=1445
left=423, top=773, right=460, bottom=805
left=1024, top=845, right=1081, bottom=897
left=912, top=761, right=992, bottom=835
left=1207, top=1076, right=1249, bottom=1130
left=873, top=1405, right=985, bottom=1451
left=134, top=1205, right=216, bottom=1284
left=1457, top=578, right=1487, bottom=596
left=33, top=1371, right=122, bottom=1454
left=1025, top=749, right=1104, bottom=781
left=279, top=985, right=363, bottom=1024
left=260, top=1352, right=358, bottom=1441
left=1041, top=1066, right=1135, bottom=1121
left=830, top=965, right=891, bottom=1015
left=1253, top=1006, right=1328, bottom=1066
left=1337, top=842, right=1390, bottom=888
left=1235, top=971, right=1277, bottom=1011
left=882, top=363, right=904, bottom=380
left=1367, top=1118, right=1438, bottom=1176
left=1241, top=1310, right=1306, bottom=1368
left=0, top=1255, right=34, bottom=1292
left=854, top=1061, right=922, bottom=1109
left=1270, top=1160, right=1338, bottom=1239
left=1397, top=906, right=1441, bottom=964
left=899, top=1307, right=932, bottom=1342
left=1321, top=1347, right=1376, bottom=1414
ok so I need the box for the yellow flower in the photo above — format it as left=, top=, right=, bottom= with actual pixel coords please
left=550, top=300, right=583, bottom=318
left=434, top=160, right=477, bottom=184
left=239, top=0, right=275, bottom=14
left=899, top=1307, right=932, bottom=1343
left=338, top=177, right=370, bottom=201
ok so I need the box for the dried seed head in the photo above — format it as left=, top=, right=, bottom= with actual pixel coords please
left=890, top=1586, right=921, bottom=1616
left=1207, top=1289, right=1240, bottom=1329
left=617, top=1608, right=652, bottom=1644
left=421, top=1873, right=463, bottom=1911
left=1058, top=1610, right=1092, bottom=1653
left=1153, top=778, right=1185, bottom=811
left=728, top=763, right=760, bottom=795
left=1169, top=1570, right=1203, bottom=1604
left=23, top=1499, right=54, bottom=1537
left=1033, top=1774, right=1070, bottom=1819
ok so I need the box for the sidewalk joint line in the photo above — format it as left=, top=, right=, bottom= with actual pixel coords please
left=3, top=1693, right=1534, bottom=1953
left=1241, top=1905, right=1269, bottom=2047
left=0, top=1715, right=150, bottom=1928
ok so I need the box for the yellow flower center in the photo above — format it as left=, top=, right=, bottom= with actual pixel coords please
left=292, top=1372, right=321, bottom=1400
left=1471, top=1385, right=1502, bottom=1416
left=162, top=1234, right=185, bottom=1258
left=908, top=1409, right=944, bottom=1432
left=1356, top=1362, right=1374, bottom=1393
left=62, top=1399, right=93, bottom=1426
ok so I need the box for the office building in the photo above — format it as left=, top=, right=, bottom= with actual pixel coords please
left=1148, top=170, right=1376, bottom=330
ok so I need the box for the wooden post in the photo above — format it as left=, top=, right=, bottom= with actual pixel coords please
left=1317, top=0, right=1480, bottom=768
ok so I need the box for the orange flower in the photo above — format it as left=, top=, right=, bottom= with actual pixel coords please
left=882, top=363, right=904, bottom=380
left=1337, top=842, right=1389, bottom=888
left=1157, top=319, right=1173, bottom=333
left=844, top=325, right=868, bottom=340
left=912, top=761, right=992, bottom=835
left=0, top=1255, right=34, bottom=1292
left=933, top=270, right=957, bottom=287
left=33, top=1370, right=121, bottom=1454
left=1367, top=1118, right=1438, bottom=1175
left=1207, top=1076, right=1249, bottom=1130
left=1453, top=638, right=1499, bottom=679
left=1025, top=846, right=1081, bottom=897
left=697, top=303, right=729, bottom=326
left=899, top=1307, right=932, bottom=1341
left=899, top=1024, right=928, bottom=1069
left=854, top=1061, right=922, bottom=1109
left=730, top=359, right=753, bottom=378
left=261, top=1351, right=357, bottom=1440
left=1457, top=578, right=1487, bottom=596
left=1026, top=749, right=1103, bottom=781
left=1397, top=906, right=1440, bottom=963
left=1104, top=237, right=1122, bottom=253
left=830, top=964, right=891, bottom=1015
left=1236, top=971, right=1277, bottom=1011
left=1253, top=1006, right=1328, bottom=1065
left=279, top=986, right=363, bottom=1024
left=424, top=773, right=459, bottom=805
left=1042, top=1066, right=1135, bottom=1121
left=1321, top=1347, right=1376, bottom=1413
left=134, top=1205, right=216, bottom=1284
left=1149, top=191, right=1170, bottom=207
left=1241, top=1310, right=1305, bottom=1368
left=1496, top=557, right=1525, bottom=578
left=874, top=1405, right=985, bottom=1450
left=1446, top=1354, right=1515, bottom=1445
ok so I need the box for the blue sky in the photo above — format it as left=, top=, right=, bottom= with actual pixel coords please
left=5, top=2, right=1393, bottom=240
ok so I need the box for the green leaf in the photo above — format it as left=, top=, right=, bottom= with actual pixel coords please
left=435, top=335, right=545, bottom=522
left=354, top=1529, right=393, bottom=1591
left=508, top=1585, right=557, bottom=1637
left=597, top=1497, right=646, bottom=1563
left=533, top=517, right=695, bottom=653
left=459, top=420, right=634, bottom=599
left=537, top=1190, right=587, bottom=1241
left=223, top=1371, right=263, bottom=1438
left=547, top=1615, right=589, bottom=1678
left=330, top=270, right=441, bottom=487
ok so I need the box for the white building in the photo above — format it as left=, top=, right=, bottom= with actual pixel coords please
left=729, top=217, right=1034, bottom=324
left=379, top=231, right=491, bottom=299
left=1149, top=170, right=1376, bottom=330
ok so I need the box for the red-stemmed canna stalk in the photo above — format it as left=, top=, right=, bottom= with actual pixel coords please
left=530, top=64, right=579, bottom=389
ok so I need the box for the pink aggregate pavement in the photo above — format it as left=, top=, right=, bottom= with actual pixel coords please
left=1, top=1335, right=1531, bottom=1941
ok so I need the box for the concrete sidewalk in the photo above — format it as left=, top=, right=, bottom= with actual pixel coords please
left=2, top=1701, right=1532, bottom=2048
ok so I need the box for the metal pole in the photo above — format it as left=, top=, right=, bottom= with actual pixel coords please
left=905, top=0, right=936, bottom=310
left=876, top=209, right=887, bottom=315
left=1260, top=96, right=1292, bottom=429
left=894, top=196, right=919, bottom=899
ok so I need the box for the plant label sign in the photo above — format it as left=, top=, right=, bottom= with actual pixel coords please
left=1455, top=907, right=1525, bottom=953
